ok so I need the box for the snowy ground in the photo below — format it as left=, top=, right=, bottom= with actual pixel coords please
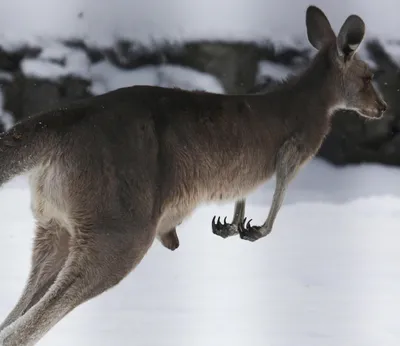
left=1, top=159, right=400, bottom=346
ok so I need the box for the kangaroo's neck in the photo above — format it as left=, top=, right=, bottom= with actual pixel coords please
left=285, top=48, right=339, bottom=116
left=248, top=49, right=339, bottom=148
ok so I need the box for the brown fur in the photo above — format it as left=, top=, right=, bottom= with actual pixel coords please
left=0, top=6, right=386, bottom=345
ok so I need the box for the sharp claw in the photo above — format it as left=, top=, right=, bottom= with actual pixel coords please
left=212, top=215, right=243, bottom=238
left=246, top=219, right=253, bottom=229
left=236, top=217, right=263, bottom=241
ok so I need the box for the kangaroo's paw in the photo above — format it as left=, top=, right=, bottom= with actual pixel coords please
left=211, top=216, right=239, bottom=238
left=238, top=218, right=266, bottom=242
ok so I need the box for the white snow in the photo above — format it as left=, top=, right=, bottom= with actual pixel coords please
left=14, top=42, right=225, bottom=94
left=0, top=91, right=14, bottom=131
left=383, top=40, right=400, bottom=64
left=90, top=62, right=225, bottom=95
left=1, top=159, right=400, bottom=346
left=256, top=61, right=294, bottom=82
left=0, top=73, right=14, bottom=130
left=21, top=44, right=91, bottom=81
left=0, top=72, right=13, bottom=82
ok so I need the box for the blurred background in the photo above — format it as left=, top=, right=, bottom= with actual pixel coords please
left=0, top=1, right=400, bottom=346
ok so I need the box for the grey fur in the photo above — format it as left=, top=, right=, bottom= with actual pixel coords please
left=0, top=5, right=386, bottom=345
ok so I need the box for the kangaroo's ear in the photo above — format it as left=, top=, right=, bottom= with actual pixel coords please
left=337, top=14, right=365, bottom=61
left=306, top=6, right=336, bottom=50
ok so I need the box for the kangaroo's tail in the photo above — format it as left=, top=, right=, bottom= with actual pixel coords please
left=0, top=111, right=64, bottom=187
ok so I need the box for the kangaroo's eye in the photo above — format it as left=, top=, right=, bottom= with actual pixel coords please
left=364, top=75, right=373, bottom=84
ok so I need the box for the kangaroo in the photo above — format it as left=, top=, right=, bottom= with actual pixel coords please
left=0, top=5, right=386, bottom=345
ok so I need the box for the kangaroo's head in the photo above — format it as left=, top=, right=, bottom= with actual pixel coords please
left=306, top=6, right=387, bottom=119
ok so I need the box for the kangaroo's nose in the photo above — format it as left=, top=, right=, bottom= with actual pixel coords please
left=379, top=101, right=387, bottom=113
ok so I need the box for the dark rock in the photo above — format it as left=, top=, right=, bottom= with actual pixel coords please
left=257, top=41, right=311, bottom=66
left=0, top=45, right=41, bottom=72
left=20, top=78, right=61, bottom=119
left=63, top=39, right=104, bottom=64
left=103, top=39, right=170, bottom=69
left=100, top=40, right=261, bottom=93
left=2, top=73, right=60, bottom=121
left=58, top=76, right=91, bottom=100
left=247, top=77, right=278, bottom=93
left=180, top=41, right=259, bottom=93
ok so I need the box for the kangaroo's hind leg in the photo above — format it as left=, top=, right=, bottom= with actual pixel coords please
left=0, top=222, right=70, bottom=332
left=0, top=217, right=157, bottom=346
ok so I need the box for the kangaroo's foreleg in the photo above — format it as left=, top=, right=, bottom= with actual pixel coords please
left=212, top=199, right=246, bottom=238
left=238, top=138, right=307, bottom=242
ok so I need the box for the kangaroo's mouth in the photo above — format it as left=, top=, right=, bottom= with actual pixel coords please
left=358, top=108, right=385, bottom=119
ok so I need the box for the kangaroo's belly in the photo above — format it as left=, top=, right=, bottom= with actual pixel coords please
left=156, top=155, right=274, bottom=235
left=203, top=159, right=274, bottom=202
left=205, top=175, right=267, bottom=202
left=28, top=163, right=74, bottom=232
